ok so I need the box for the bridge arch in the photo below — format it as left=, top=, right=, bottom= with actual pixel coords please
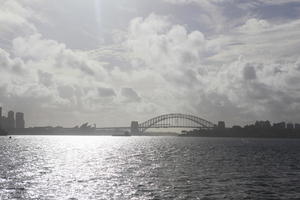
left=137, top=113, right=215, bottom=133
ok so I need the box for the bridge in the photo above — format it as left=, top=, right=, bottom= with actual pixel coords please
left=96, top=113, right=215, bottom=134
left=133, top=113, right=215, bottom=133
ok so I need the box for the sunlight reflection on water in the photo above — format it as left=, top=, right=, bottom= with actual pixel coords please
left=0, top=136, right=300, bottom=199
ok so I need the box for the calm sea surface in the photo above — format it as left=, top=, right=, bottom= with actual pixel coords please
left=0, top=136, right=300, bottom=200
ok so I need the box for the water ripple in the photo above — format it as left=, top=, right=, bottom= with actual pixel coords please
left=0, top=136, right=300, bottom=199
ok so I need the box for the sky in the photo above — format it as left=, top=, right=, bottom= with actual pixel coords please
left=1, top=0, right=300, bottom=127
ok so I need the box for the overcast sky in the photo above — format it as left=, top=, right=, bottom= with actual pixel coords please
left=1, top=0, right=300, bottom=127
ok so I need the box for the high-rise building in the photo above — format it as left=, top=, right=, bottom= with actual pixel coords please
left=1, top=116, right=8, bottom=130
left=16, top=112, right=25, bottom=129
left=273, top=122, right=286, bottom=129
left=255, top=121, right=271, bottom=129
left=7, top=110, right=15, bottom=130
left=287, top=123, right=294, bottom=129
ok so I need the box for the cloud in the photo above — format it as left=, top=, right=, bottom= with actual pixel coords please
left=256, top=0, right=300, bottom=5
left=38, top=70, right=53, bottom=87
left=208, top=17, right=300, bottom=65
left=125, top=13, right=219, bottom=71
left=1, top=0, right=300, bottom=127
left=0, top=48, right=27, bottom=79
left=163, top=0, right=227, bottom=32
left=124, top=13, right=300, bottom=125
left=166, top=0, right=300, bottom=6
left=121, top=88, right=141, bottom=103
left=98, top=87, right=116, bottom=97
left=243, top=64, right=257, bottom=80
left=237, top=18, right=271, bottom=33
left=0, top=2, right=165, bottom=127
left=0, top=0, right=42, bottom=51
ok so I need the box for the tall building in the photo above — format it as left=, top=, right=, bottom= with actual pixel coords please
left=1, top=116, right=8, bottom=130
left=16, top=112, right=25, bottom=129
left=286, top=123, right=294, bottom=129
left=273, top=122, right=285, bottom=129
left=255, top=121, right=271, bottom=129
left=7, top=110, right=15, bottom=130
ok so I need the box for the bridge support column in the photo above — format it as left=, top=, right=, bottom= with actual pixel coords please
left=131, top=121, right=139, bottom=134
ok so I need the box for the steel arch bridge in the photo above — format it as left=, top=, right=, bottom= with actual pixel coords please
left=137, top=113, right=215, bottom=133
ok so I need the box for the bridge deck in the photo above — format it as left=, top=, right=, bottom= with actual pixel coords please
left=96, top=126, right=212, bottom=131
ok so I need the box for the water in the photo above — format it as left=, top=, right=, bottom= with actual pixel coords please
left=0, top=136, right=300, bottom=200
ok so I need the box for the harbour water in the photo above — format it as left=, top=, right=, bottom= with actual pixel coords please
left=0, top=136, right=300, bottom=199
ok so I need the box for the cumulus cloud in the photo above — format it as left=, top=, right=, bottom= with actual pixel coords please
left=123, top=12, right=300, bottom=125
left=0, top=48, right=26, bottom=75
left=125, top=13, right=219, bottom=72
left=0, top=0, right=41, bottom=50
left=237, top=18, right=271, bottom=33
left=1, top=0, right=300, bottom=127
left=0, top=1, right=169, bottom=127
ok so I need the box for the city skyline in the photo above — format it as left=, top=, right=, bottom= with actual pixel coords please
left=0, top=106, right=25, bottom=130
left=1, top=104, right=299, bottom=131
left=1, top=1, right=300, bottom=127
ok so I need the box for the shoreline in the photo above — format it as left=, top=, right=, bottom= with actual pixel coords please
left=2, top=133, right=300, bottom=139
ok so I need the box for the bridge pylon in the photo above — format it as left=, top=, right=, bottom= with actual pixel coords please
left=130, top=121, right=139, bottom=134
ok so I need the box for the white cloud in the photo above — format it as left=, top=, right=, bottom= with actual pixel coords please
left=257, top=0, right=300, bottom=5
left=1, top=0, right=300, bottom=127
left=123, top=13, right=300, bottom=125
left=121, top=88, right=141, bottom=103
left=237, top=18, right=271, bottom=33
left=125, top=13, right=220, bottom=72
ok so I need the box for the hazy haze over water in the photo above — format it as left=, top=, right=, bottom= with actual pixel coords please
left=0, top=136, right=300, bottom=199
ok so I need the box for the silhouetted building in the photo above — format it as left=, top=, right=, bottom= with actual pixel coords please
left=1, top=116, right=8, bottom=130
left=7, top=110, right=15, bottom=130
left=16, top=112, right=25, bottom=129
left=232, top=125, right=242, bottom=130
left=244, top=124, right=255, bottom=129
left=217, top=121, right=225, bottom=129
left=255, top=121, right=271, bottom=129
left=295, top=123, right=300, bottom=129
left=286, top=123, right=294, bottom=129
left=273, top=122, right=285, bottom=129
